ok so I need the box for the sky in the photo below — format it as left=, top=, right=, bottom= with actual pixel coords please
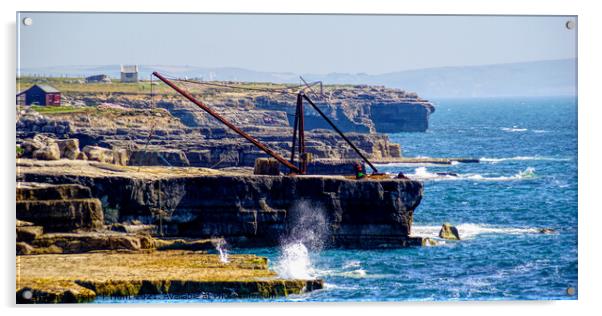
left=17, top=12, right=577, bottom=75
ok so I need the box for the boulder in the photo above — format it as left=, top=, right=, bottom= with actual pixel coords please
left=83, top=145, right=114, bottom=164
left=56, top=139, right=80, bottom=160
left=32, top=142, right=60, bottom=160
left=253, top=158, right=281, bottom=175
left=20, top=137, right=45, bottom=158
left=22, top=135, right=61, bottom=160
left=439, top=223, right=461, bottom=240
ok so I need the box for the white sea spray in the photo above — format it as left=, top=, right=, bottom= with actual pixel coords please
left=275, top=200, right=330, bottom=280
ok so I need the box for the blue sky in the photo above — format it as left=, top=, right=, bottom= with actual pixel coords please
left=17, top=13, right=576, bottom=74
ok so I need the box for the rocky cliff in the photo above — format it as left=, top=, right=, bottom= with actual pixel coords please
left=50, top=80, right=434, bottom=133
left=252, top=85, right=434, bottom=133
left=19, top=160, right=424, bottom=248
left=16, top=78, right=433, bottom=169
left=16, top=107, right=402, bottom=170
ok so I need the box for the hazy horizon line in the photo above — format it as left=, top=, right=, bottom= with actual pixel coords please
left=17, top=57, right=576, bottom=77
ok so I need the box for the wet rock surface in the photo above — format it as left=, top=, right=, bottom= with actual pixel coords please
left=17, top=250, right=323, bottom=303
left=439, top=223, right=461, bottom=240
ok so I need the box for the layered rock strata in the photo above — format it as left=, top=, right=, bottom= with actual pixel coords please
left=16, top=109, right=402, bottom=169
left=19, top=160, right=424, bottom=248
left=16, top=182, right=104, bottom=232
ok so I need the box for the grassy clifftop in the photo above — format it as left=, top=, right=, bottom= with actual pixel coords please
left=17, top=76, right=334, bottom=95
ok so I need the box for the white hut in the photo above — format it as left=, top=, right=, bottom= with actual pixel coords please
left=120, top=65, right=139, bottom=83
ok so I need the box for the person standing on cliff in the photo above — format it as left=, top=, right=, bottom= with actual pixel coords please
left=354, top=162, right=366, bottom=179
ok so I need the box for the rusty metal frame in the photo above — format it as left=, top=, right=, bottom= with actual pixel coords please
left=152, top=72, right=302, bottom=174
left=301, top=93, right=379, bottom=173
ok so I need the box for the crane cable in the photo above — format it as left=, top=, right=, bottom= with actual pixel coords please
left=161, top=74, right=305, bottom=95
left=137, top=74, right=161, bottom=172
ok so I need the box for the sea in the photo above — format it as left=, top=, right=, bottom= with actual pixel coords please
left=97, top=96, right=578, bottom=303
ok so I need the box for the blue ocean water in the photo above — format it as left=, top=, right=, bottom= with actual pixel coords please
left=97, top=96, right=578, bottom=303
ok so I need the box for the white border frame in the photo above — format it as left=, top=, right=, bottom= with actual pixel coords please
left=2, top=1, right=600, bottom=315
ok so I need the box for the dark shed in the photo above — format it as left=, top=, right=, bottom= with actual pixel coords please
left=16, top=84, right=61, bottom=106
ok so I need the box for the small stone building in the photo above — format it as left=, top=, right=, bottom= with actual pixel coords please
left=120, top=65, right=139, bottom=83
left=85, top=74, right=111, bottom=83
left=16, top=84, right=61, bottom=106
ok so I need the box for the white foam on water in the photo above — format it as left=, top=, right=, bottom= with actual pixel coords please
left=274, top=242, right=315, bottom=280
left=408, top=167, right=536, bottom=182
left=321, top=282, right=361, bottom=291
left=501, top=126, right=528, bottom=132
left=411, top=223, right=541, bottom=240
left=480, top=156, right=571, bottom=163
left=422, top=238, right=446, bottom=247
left=340, top=269, right=367, bottom=278
left=342, top=260, right=361, bottom=269
left=373, top=162, right=450, bottom=168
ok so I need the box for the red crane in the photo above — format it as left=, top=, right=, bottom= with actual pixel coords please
left=152, top=72, right=379, bottom=175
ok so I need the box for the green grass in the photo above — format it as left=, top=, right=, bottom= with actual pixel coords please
left=17, top=76, right=352, bottom=96
left=17, top=77, right=175, bottom=95
left=30, top=105, right=94, bottom=115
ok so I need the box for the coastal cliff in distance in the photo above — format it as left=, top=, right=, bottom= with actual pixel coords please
left=254, top=85, right=434, bottom=133
left=17, top=74, right=435, bottom=135
left=16, top=77, right=434, bottom=170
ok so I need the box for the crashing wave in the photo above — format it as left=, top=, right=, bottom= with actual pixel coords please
left=480, top=156, right=571, bottom=163
left=274, top=242, right=315, bottom=279
left=408, top=166, right=536, bottom=181
left=411, top=223, right=541, bottom=239
left=275, top=200, right=329, bottom=280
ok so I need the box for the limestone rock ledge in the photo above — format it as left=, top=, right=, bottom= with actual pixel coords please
left=16, top=182, right=104, bottom=232
left=16, top=251, right=323, bottom=303
left=19, top=160, right=424, bottom=248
